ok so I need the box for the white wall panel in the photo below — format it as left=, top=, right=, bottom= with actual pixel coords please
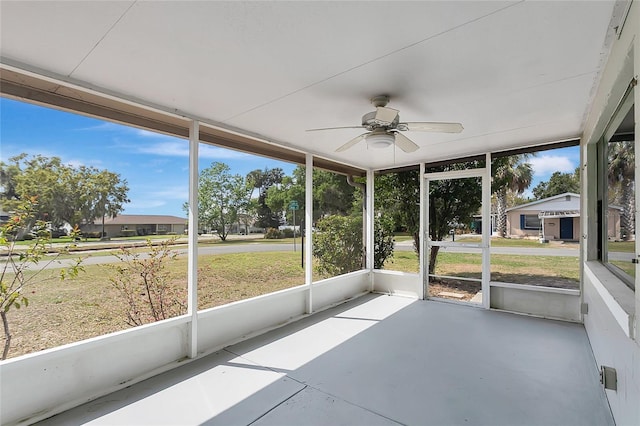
left=583, top=266, right=640, bottom=425
left=0, top=316, right=189, bottom=425
left=373, top=270, right=420, bottom=298
left=490, top=283, right=581, bottom=322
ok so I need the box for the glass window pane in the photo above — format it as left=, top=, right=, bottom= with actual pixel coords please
left=602, top=98, right=635, bottom=289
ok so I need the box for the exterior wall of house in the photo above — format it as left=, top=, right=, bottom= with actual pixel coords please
left=580, top=2, right=640, bottom=425
left=506, top=210, right=539, bottom=238
left=506, top=204, right=620, bottom=240
left=543, top=218, right=561, bottom=240
left=607, top=209, right=622, bottom=240
left=83, top=223, right=187, bottom=237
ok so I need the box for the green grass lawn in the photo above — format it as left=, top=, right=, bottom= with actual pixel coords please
left=384, top=251, right=579, bottom=286
left=6, top=251, right=309, bottom=359
left=5, top=244, right=581, bottom=360
left=607, top=241, right=635, bottom=253
left=455, top=236, right=579, bottom=248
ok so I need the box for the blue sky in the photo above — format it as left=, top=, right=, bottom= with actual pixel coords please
left=0, top=98, right=296, bottom=217
left=1, top=97, right=579, bottom=217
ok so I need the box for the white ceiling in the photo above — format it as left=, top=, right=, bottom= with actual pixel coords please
left=0, top=1, right=619, bottom=170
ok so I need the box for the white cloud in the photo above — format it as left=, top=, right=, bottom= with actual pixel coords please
left=74, top=122, right=122, bottom=132
left=125, top=199, right=167, bottom=210
left=136, top=141, right=249, bottom=159
left=149, top=185, right=189, bottom=200
left=65, top=158, right=104, bottom=168
left=529, top=155, right=575, bottom=177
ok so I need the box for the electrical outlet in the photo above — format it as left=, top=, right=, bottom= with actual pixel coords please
left=600, top=366, right=617, bottom=391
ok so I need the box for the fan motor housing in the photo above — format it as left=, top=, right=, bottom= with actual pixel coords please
left=361, top=111, right=400, bottom=130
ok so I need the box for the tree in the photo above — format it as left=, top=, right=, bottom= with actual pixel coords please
left=0, top=154, right=129, bottom=230
left=531, top=168, right=580, bottom=199
left=265, top=166, right=356, bottom=224
left=0, top=197, right=83, bottom=359
left=246, top=167, right=284, bottom=229
left=237, top=198, right=259, bottom=234
left=80, top=168, right=130, bottom=229
left=196, top=162, right=251, bottom=241
left=608, top=140, right=635, bottom=240
left=375, top=169, right=421, bottom=252
left=265, top=174, right=303, bottom=226
left=492, top=155, right=533, bottom=237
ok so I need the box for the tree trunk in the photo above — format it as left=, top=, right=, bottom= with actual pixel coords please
left=620, top=179, right=635, bottom=241
left=1, top=310, right=11, bottom=360
left=496, top=189, right=507, bottom=237
left=428, top=245, right=440, bottom=276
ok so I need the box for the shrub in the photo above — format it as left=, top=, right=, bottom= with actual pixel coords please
left=313, top=215, right=363, bottom=276
left=82, top=231, right=103, bottom=239
left=50, top=229, right=67, bottom=238
left=282, top=228, right=294, bottom=238
left=120, top=229, right=137, bottom=237
left=108, top=238, right=185, bottom=326
left=374, top=213, right=395, bottom=269
left=312, top=213, right=395, bottom=276
left=264, top=227, right=283, bottom=239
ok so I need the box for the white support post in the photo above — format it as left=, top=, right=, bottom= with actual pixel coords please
left=482, top=153, right=492, bottom=309
left=366, top=170, right=374, bottom=288
left=419, top=163, right=426, bottom=300
left=187, top=121, right=199, bottom=358
left=305, top=154, right=313, bottom=313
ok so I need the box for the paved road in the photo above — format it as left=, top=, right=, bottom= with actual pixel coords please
left=396, top=242, right=633, bottom=261
left=11, top=243, right=301, bottom=271
left=8, top=241, right=634, bottom=271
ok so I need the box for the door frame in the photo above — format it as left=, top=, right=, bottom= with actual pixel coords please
left=420, top=154, right=492, bottom=308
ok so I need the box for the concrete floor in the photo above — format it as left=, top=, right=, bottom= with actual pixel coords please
left=41, top=294, right=614, bottom=426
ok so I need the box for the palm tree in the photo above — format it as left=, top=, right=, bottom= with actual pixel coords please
left=608, top=140, right=635, bottom=241
left=492, top=155, right=533, bottom=237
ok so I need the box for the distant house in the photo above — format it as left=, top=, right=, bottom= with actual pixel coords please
left=82, top=214, right=187, bottom=237
left=505, top=193, right=622, bottom=241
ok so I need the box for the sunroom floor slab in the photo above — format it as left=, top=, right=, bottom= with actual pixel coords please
left=40, top=294, right=613, bottom=426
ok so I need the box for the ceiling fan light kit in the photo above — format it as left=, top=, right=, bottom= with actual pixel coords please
left=365, top=132, right=395, bottom=149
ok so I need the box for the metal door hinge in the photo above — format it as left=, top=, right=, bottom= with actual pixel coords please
left=581, top=303, right=589, bottom=314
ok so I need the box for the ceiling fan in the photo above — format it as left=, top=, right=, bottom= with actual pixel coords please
left=307, top=95, right=463, bottom=153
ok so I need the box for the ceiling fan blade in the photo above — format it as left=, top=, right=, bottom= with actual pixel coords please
left=336, top=133, right=368, bottom=152
left=402, top=122, right=464, bottom=133
left=306, top=126, right=365, bottom=132
left=394, top=132, right=420, bottom=153
left=374, top=107, right=399, bottom=125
